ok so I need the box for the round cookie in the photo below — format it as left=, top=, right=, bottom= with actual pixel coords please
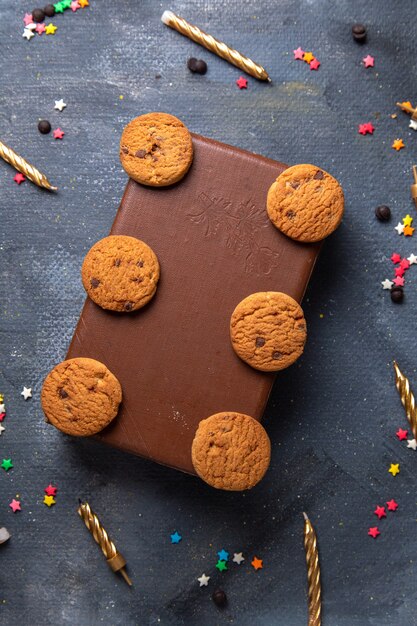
left=119, top=112, right=193, bottom=187
left=81, top=235, right=160, bottom=312
left=266, top=163, right=344, bottom=242
left=230, top=291, right=307, bottom=371
left=191, top=412, right=271, bottom=490
left=41, top=357, right=122, bottom=436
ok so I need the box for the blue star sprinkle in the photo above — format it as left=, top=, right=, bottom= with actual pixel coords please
left=170, top=531, right=182, bottom=544
left=217, top=549, right=229, bottom=561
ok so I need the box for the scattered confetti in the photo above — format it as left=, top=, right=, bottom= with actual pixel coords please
left=21, top=386, right=32, bottom=400
left=293, top=47, right=305, bottom=60
left=368, top=527, right=380, bottom=538
left=217, top=549, right=229, bottom=561
left=392, top=139, right=405, bottom=151
left=407, top=439, right=417, bottom=450
left=44, top=484, right=57, bottom=496
left=43, top=495, right=56, bottom=507
left=232, top=552, right=245, bottom=564
left=170, top=531, right=182, bottom=544
left=363, top=55, right=374, bottom=68
left=197, top=573, right=210, bottom=587
left=236, top=76, right=248, bottom=89
left=13, top=172, right=26, bottom=185
left=9, top=499, right=21, bottom=513
left=251, top=557, right=263, bottom=570
left=374, top=506, right=386, bottom=520
left=386, top=499, right=398, bottom=511
left=396, top=428, right=408, bottom=441
left=381, top=279, right=393, bottom=290
left=1, top=459, right=13, bottom=472
left=388, top=463, right=400, bottom=476
left=54, top=99, right=67, bottom=112
left=216, top=559, right=228, bottom=572
left=53, top=128, right=65, bottom=140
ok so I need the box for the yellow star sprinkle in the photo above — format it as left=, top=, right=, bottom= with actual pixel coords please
left=403, top=214, right=413, bottom=227
left=79, top=0, right=89, bottom=6
left=45, top=23, right=57, bottom=35
left=43, top=495, right=56, bottom=507
left=392, top=138, right=405, bottom=151
left=388, top=463, right=400, bottom=476
left=402, top=101, right=413, bottom=109
left=303, top=52, right=315, bottom=64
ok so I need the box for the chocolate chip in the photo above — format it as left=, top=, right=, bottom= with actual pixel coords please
left=286, top=210, right=296, bottom=219
left=272, top=351, right=282, bottom=360
left=314, top=170, right=324, bottom=180
left=290, top=182, right=300, bottom=189
left=90, top=278, right=100, bottom=288
left=137, top=260, right=144, bottom=267
left=135, top=149, right=147, bottom=158
left=32, top=7, right=45, bottom=21
left=121, top=146, right=129, bottom=154
left=114, top=259, right=121, bottom=267
left=375, top=205, right=391, bottom=221
left=391, top=287, right=404, bottom=303
left=255, top=337, right=265, bottom=347
left=130, top=277, right=143, bottom=283
left=352, top=23, right=367, bottom=42
left=59, top=388, right=68, bottom=399
left=38, top=120, right=51, bottom=134
left=124, top=301, right=133, bottom=311
left=212, top=588, right=227, bottom=608
left=187, top=58, right=208, bottom=74
left=43, top=4, right=55, bottom=17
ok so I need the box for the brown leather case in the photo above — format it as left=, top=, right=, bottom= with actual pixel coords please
left=66, top=134, right=320, bottom=474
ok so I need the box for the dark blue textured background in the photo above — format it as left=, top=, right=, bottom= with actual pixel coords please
left=1, top=1, right=417, bottom=624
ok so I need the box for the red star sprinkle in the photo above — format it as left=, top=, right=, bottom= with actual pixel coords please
left=70, top=0, right=81, bottom=10
left=368, top=527, right=380, bottom=538
left=364, top=123, right=374, bottom=134
left=386, top=499, right=398, bottom=511
left=14, top=172, right=26, bottom=185
left=363, top=55, right=375, bottom=68
left=396, top=428, right=408, bottom=440
left=0, top=413, right=6, bottom=422
left=358, top=123, right=374, bottom=135
left=23, top=13, right=33, bottom=26
left=374, top=505, right=386, bottom=520
left=400, top=258, right=410, bottom=270
left=53, top=128, right=65, bottom=140
left=9, top=499, right=21, bottom=513
left=44, top=484, right=57, bottom=496
left=309, top=59, right=320, bottom=71
left=35, top=23, right=46, bottom=35
left=293, top=47, right=305, bottom=60
left=394, top=266, right=405, bottom=278
left=391, top=253, right=401, bottom=264
left=236, top=76, right=248, bottom=89
left=358, top=124, right=368, bottom=135
left=393, top=276, right=405, bottom=287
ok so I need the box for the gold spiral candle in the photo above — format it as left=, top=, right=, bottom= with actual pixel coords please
left=161, top=10, right=271, bottom=82
left=0, top=140, right=57, bottom=191
left=303, top=513, right=321, bottom=626
left=393, top=361, right=417, bottom=440
left=77, top=500, right=132, bottom=586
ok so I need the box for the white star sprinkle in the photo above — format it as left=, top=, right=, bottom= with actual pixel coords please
left=381, top=279, right=394, bottom=290
left=407, top=439, right=417, bottom=450
left=0, top=425, right=5, bottom=436
left=410, top=120, right=417, bottom=131
left=21, top=387, right=32, bottom=400
left=0, top=404, right=5, bottom=414
left=395, top=222, right=405, bottom=235
left=197, top=573, right=210, bottom=587
left=22, top=29, right=35, bottom=40
left=54, top=99, right=67, bottom=112
left=26, top=22, right=37, bottom=30
left=408, top=253, right=417, bottom=265
left=232, top=552, right=245, bottom=564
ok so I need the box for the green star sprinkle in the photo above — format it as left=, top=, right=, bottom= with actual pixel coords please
left=54, top=3, right=65, bottom=12
left=1, top=458, right=13, bottom=471
left=61, top=0, right=72, bottom=8
left=215, top=560, right=227, bottom=572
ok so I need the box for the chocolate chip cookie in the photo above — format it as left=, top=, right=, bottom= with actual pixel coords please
left=120, top=112, right=193, bottom=186
left=191, top=411, right=271, bottom=490
left=81, top=235, right=160, bottom=312
left=266, top=163, right=344, bottom=242
left=230, top=291, right=307, bottom=371
left=41, top=357, right=122, bottom=436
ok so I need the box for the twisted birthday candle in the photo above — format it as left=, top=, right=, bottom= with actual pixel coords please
left=303, top=513, right=321, bottom=626
left=393, top=361, right=417, bottom=440
left=0, top=140, right=57, bottom=191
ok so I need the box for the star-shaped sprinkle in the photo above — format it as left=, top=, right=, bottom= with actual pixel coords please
left=368, top=526, right=380, bottom=538
left=394, top=267, right=405, bottom=278
left=54, top=99, right=67, bottom=112
left=400, top=258, right=410, bottom=270
left=22, top=29, right=35, bottom=40
left=374, top=505, right=386, bottom=520
left=391, top=253, right=401, bottom=264
left=21, top=386, right=32, bottom=400
left=61, top=0, right=72, bottom=7
left=35, top=23, right=46, bottom=34
left=215, top=560, right=228, bottom=571
left=0, top=414, right=5, bottom=422
left=303, top=52, right=314, bottom=64
left=70, top=0, right=80, bottom=10
left=43, top=495, right=56, bottom=507
left=9, top=499, right=21, bottom=513
left=387, top=499, right=398, bottom=511
left=393, top=276, right=405, bottom=287
left=388, top=463, right=400, bottom=476
left=79, top=0, right=89, bottom=6
left=404, top=225, right=414, bottom=237
left=358, top=123, right=374, bottom=135
left=363, top=55, right=374, bottom=68
left=45, top=23, right=57, bottom=35
left=54, top=2, right=65, bottom=13
left=236, top=76, right=248, bottom=89
left=403, top=215, right=413, bottom=227
left=310, top=58, right=320, bottom=70
left=23, top=13, right=33, bottom=25
left=0, top=425, right=5, bottom=436
left=197, top=573, right=210, bottom=587
left=233, top=552, right=245, bottom=564
left=170, top=531, right=182, bottom=544
left=44, top=484, right=57, bottom=496
left=217, top=549, right=229, bottom=561
left=0, top=404, right=5, bottom=413
left=396, top=428, right=408, bottom=440
left=26, top=22, right=37, bottom=30
left=381, top=279, right=393, bottom=290
left=251, top=557, right=263, bottom=570
left=407, top=439, right=417, bottom=450
left=395, top=222, right=405, bottom=235
left=13, top=172, right=26, bottom=185
left=1, top=459, right=13, bottom=471
left=293, top=47, right=305, bottom=60
left=53, top=128, right=65, bottom=140
left=410, top=120, right=417, bottom=131
left=392, top=139, right=405, bottom=151
left=408, top=253, right=417, bottom=264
